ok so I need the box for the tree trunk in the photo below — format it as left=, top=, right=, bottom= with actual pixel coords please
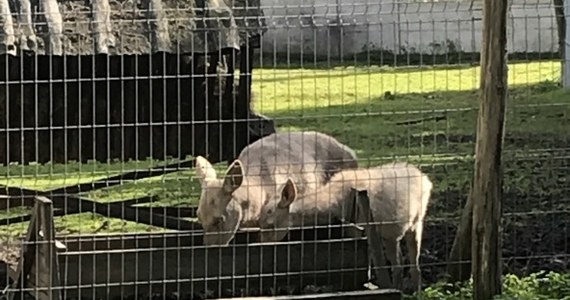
left=471, top=0, right=508, bottom=298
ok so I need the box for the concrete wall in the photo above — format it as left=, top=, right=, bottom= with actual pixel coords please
left=258, top=0, right=558, bottom=57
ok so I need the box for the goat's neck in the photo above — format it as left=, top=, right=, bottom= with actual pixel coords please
left=288, top=169, right=362, bottom=223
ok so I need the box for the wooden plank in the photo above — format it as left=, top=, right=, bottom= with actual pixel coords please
left=0, top=0, right=16, bottom=55
left=65, top=195, right=201, bottom=231
left=0, top=195, right=34, bottom=210
left=0, top=159, right=194, bottom=200
left=59, top=223, right=363, bottom=252
left=356, top=190, right=392, bottom=289
left=57, top=237, right=369, bottom=299
left=121, top=195, right=157, bottom=207
left=133, top=205, right=197, bottom=217
left=0, top=209, right=65, bottom=226
left=38, top=0, right=63, bottom=55
left=143, top=0, right=171, bottom=52
left=91, top=0, right=115, bottom=53
left=0, top=185, right=198, bottom=231
left=14, top=0, right=37, bottom=51
left=224, top=289, right=402, bottom=300
left=48, top=158, right=194, bottom=195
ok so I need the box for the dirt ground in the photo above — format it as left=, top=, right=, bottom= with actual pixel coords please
left=421, top=190, right=570, bottom=284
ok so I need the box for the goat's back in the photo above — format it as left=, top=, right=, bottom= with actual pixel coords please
left=238, top=131, right=358, bottom=196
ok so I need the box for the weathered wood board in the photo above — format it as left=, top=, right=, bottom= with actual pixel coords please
left=57, top=231, right=369, bottom=299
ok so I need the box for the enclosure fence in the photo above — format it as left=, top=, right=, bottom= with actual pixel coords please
left=0, top=0, right=568, bottom=299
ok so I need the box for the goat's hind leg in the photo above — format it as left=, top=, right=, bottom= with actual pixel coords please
left=404, top=223, right=423, bottom=292
left=383, top=236, right=403, bottom=289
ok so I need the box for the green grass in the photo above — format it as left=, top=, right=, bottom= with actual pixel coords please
left=0, top=60, right=569, bottom=238
left=252, top=61, right=559, bottom=115
left=404, top=271, right=570, bottom=300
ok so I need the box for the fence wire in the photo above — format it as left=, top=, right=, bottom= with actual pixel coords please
left=0, top=0, right=568, bottom=299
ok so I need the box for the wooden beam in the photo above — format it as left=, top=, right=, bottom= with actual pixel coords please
left=38, top=0, right=63, bottom=55
left=471, top=0, right=508, bottom=298
left=91, top=0, right=115, bottom=54
left=0, top=0, right=16, bottom=55
left=28, top=196, right=62, bottom=300
left=7, top=197, right=61, bottom=300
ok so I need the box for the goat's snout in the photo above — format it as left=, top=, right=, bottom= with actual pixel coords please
left=211, top=215, right=226, bottom=227
left=217, top=215, right=226, bottom=224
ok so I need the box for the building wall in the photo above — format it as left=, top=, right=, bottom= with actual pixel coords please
left=258, top=0, right=558, bottom=57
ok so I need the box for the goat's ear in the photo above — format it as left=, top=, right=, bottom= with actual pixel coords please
left=278, top=178, right=297, bottom=209
left=195, top=156, right=217, bottom=184
left=222, top=160, right=244, bottom=194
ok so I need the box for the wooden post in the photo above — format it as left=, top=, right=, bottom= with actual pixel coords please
left=91, top=0, right=116, bottom=54
left=0, top=0, right=16, bottom=55
left=471, top=0, right=508, bottom=298
left=143, top=0, right=170, bottom=52
left=14, top=0, right=38, bottom=51
left=8, top=196, right=62, bottom=300
left=39, top=0, right=63, bottom=55
left=355, top=190, right=393, bottom=289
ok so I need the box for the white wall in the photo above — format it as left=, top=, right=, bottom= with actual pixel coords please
left=258, top=0, right=558, bottom=57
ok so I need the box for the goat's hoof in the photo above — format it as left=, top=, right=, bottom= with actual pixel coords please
left=401, top=278, right=421, bottom=294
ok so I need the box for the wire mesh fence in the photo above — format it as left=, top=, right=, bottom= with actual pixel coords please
left=0, top=0, right=568, bottom=299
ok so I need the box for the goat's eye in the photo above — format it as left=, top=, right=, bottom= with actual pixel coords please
left=267, top=209, right=272, bottom=215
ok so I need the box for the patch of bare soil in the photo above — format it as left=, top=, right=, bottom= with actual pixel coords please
left=420, top=190, right=570, bottom=284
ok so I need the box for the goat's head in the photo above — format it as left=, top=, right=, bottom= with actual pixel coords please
left=195, top=156, right=245, bottom=245
left=258, top=178, right=298, bottom=243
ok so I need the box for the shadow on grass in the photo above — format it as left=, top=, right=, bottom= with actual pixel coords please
left=254, top=51, right=560, bottom=70
left=262, top=81, right=568, bottom=160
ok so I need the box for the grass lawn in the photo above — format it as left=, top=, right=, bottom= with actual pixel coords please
left=0, top=60, right=568, bottom=240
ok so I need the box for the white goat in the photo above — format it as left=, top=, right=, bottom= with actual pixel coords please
left=258, top=162, right=433, bottom=290
left=194, top=131, right=358, bottom=246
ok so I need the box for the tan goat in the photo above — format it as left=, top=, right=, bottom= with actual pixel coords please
left=258, top=162, right=433, bottom=290
left=194, top=131, right=358, bottom=246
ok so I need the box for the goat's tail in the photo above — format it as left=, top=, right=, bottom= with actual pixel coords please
left=420, top=174, right=434, bottom=218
